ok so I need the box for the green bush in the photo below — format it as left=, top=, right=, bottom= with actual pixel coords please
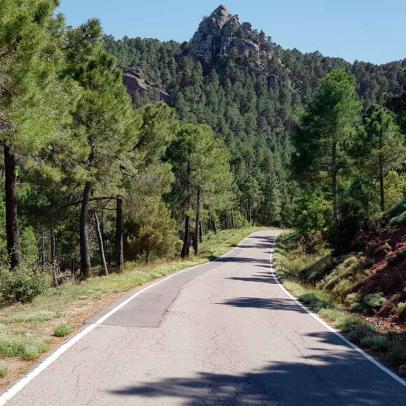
left=390, top=210, right=406, bottom=227
left=9, top=310, right=62, bottom=324
left=341, top=321, right=375, bottom=343
left=0, top=334, right=48, bottom=360
left=299, top=292, right=333, bottom=312
left=0, top=267, right=50, bottom=304
left=53, top=324, right=72, bottom=337
left=397, top=302, right=406, bottom=316
left=350, top=302, right=363, bottom=313
left=363, top=292, right=386, bottom=309
left=360, top=335, right=390, bottom=352
left=0, top=364, right=7, bottom=378
left=345, top=292, right=361, bottom=306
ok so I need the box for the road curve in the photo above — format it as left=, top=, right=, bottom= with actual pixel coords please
left=5, top=230, right=406, bottom=405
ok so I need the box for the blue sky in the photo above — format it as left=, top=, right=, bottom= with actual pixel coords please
left=59, top=0, right=406, bottom=64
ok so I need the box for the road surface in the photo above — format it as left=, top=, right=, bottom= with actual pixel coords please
left=4, top=231, right=406, bottom=405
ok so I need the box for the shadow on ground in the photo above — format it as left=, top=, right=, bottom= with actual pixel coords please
left=107, top=338, right=404, bottom=405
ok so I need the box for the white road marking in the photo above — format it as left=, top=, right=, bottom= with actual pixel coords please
left=269, top=236, right=406, bottom=389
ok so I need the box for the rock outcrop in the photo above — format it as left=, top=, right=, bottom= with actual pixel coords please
left=189, top=5, right=274, bottom=65
left=123, top=65, right=170, bottom=104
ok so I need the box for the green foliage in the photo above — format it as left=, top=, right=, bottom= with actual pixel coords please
left=9, top=310, right=62, bottom=324
left=360, top=335, right=390, bottom=352
left=0, top=267, right=50, bottom=304
left=0, top=333, right=48, bottom=360
left=0, top=364, right=8, bottom=378
left=390, top=210, right=406, bottom=227
left=53, top=324, right=72, bottom=337
left=363, top=292, right=386, bottom=309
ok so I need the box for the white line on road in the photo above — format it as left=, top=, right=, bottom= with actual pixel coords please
left=269, top=236, right=406, bottom=389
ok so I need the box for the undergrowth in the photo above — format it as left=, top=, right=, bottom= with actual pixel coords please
left=274, top=232, right=406, bottom=376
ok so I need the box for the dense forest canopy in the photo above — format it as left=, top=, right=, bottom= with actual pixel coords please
left=0, top=2, right=405, bottom=295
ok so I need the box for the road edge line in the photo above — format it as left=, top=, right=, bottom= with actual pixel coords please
left=269, top=236, right=406, bottom=389
left=0, top=233, right=254, bottom=405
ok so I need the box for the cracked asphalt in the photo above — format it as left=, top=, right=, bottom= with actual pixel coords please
left=7, top=230, right=406, bottom=405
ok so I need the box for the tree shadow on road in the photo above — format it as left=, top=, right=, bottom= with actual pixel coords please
left=107, top=340, right=404, bottom=405
left=217, top=297, right=307, bottom=313
left=227, top=271, right=277, bottom=284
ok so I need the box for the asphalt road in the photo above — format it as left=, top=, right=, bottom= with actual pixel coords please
left=5, top=231, right=406, bottom=405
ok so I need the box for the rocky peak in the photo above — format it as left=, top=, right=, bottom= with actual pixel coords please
left=207, top=5, right=233, bottom=30
left=189, top=5, right=273, bottom=66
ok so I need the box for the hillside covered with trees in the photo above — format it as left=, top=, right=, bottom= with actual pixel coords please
left=0, top=1, right=405, bottom=314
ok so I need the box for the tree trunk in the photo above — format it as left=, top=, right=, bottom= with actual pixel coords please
left=79, top=182, right=92, bottom=279
left=193, top=189, right=201, bottom=255
left=115, top=197, right=124, bottom=273
left=94, top=212, right=108, bottom=275
left=39, top=229, right=45, bottom=267
left=212, top=218, right=217, bottom=234
left=50, top=227, right=57, bottom=267
left=331, top=142, right=338, bottom=222
left=4, top=145, right=21, bottom=269
left=379, top=156, right=385, bottom=212
left=181, top=215, right=190, bottom=258
left=230, top=212, right=235, bottom=229
left=199, top=221, right=203, bottom=243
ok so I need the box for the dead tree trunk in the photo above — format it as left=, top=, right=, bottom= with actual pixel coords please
left=115, top=197, right=124, bottom=273
left=4, top=145, right=21, bottom=269
left=79, top=182, right=92, bottom=279
left=94, top=212, right=108, bottom=275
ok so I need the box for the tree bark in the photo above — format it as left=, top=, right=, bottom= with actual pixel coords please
left=94, top=212, right=108, bottom=275
left=331, top=142, right=338, bottom=222
left=193, top=189, right=201, bottom=255
left=79, top=182, right=92, bottom=279
left=50, top=227, right=57, bottom=267
left=181, top=215, right=190, bottom=258
left=4, top=145, right=21, bottom=269
left=115, top=197, right=124, bottom=273
left=212, top=218, right=217, bottom=234
left=199, top=221, right=203, bottom=243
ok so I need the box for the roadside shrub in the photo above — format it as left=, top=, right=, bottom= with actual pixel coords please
left=0, top=267, right=51, bottom=304
left=9, top=310, right=62, bottom=324
left=340, top=319, right=375, bottom=343
left=350, top=302, right=363, bottom=313
left=386, top=338, right=406, bottom=366
left=0, top=334, right=48, bottom=360
left=360, top=335, right=390, bottom=352
left=53, top=324, right=72, bottom=337
left=299, top=292, right=333, bottom=312
left=397, top=302, right=406, bottom=316
left=363, top=292, right=386, bottom=309
left=0, top=365, right=7, bottom=378
left=345, top=292, right=361, bottom=306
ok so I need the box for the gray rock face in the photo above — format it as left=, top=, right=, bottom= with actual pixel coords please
left=190, top=5, right=273, bottom=65
left=123, top=65, right=170, bottom=103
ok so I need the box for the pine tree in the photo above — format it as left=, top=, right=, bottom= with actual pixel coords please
left=63, top=19, right=137, bottom=278
left=0, top=0, right=70, bottom=268
left=294, top=69, right=361, bottom=222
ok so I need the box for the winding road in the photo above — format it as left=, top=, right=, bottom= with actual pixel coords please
left=3, top=230, right=406, bottom=405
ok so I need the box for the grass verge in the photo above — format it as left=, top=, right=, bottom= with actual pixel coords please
left=0, top=227, right=258, bottom=390
left=274, top=232, right=406, bottom=378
